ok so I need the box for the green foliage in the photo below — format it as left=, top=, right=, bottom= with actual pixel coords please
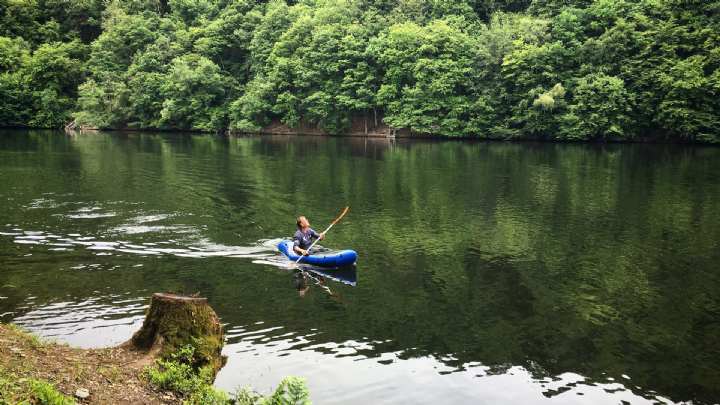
left=0, top=38, right=86, bottom=128
left=559, top=73, right=632, bottom=140
left=374, top=20, right=490, bottom=136
left=0, top=36, right=29, bottom=71
left=532, top=83, right=565, bottom=110
left=192, top=0, right=258, bottom=80
left=144, top=344, right=230, bottom=404
left=229, top=76, right=274, bottom=132
left=1, top=0, right=719, bottom=141
left=234, top=377, right=311, bottom=405
left=86, top=4, right=163, bottom=76
left=0, top=72, right=32, bottom=126
left=156, top=54, right=236, bottom=131
left=144, top=344, right=310, bottom=405
left=265, top=377, right=311, bottom=405
left=145, top=359, right=204, bottom=395
left=229, top=0, right=381, bottom=133
left=655, top=55, right=720, bottom=142
left=74, top=78, right=125, bottom=128
left=28, top=379, right=76, bottom=405
left=168, top=0, right=221, bottom=25
left=0, top=372, right=73, bottom=405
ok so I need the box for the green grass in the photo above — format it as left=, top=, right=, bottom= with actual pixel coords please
left=6, top=323, right=44, bottom=349
left=27, top=379, right=76, bottom=405
left=0, top=367, right=75, bottom=405
left=0, top=325, right=75, bottom=405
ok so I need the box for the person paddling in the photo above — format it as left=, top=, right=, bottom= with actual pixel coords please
left=293, top=215, right=325, bottom=256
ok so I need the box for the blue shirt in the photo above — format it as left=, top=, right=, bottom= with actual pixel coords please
left=293, top=228, right=319, bottom=250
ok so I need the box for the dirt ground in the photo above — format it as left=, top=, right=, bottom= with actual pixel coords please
left=0, top=324, right=177, bottom=404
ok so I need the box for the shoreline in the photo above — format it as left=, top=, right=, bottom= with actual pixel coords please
left=2, top=126, right=718, bottom=146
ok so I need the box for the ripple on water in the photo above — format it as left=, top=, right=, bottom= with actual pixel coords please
left=3, top=227, right=281, bottom=261
left=63, top=205, right=117, bottom=219
left=216, top=333, right=669, bottom=405
left=25, top=198, right=63, bottom=209
left=12, top=294, right=148, bottom=348
left=65, top=212, right=117, bottom=219
left=128, top=214, right=174, bottom=223
left=110, top=224, right=196, bottom=235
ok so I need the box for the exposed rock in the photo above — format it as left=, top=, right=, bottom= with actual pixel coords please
left=75, top=388, right=90, bottom=399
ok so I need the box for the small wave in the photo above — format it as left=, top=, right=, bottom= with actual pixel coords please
left=110, top=224, right=196, bottom=235
left=25, top=198, right=62, bottom=209
left=127, top=214, right=174, bottom=223
left=66, top=212, right=117, bottom=219
left=12, top=294, right=148, bottom=348
left=3, top=227, right=278, bottom=261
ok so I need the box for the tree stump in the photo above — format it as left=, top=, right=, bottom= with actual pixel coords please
left=130, top=293, right=225, bottom=375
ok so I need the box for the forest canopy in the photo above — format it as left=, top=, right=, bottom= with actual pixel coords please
left=1, top=0, right=718, bottom=141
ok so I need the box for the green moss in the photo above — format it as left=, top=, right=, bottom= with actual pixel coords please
left=132, top=295, right=224, bottom=374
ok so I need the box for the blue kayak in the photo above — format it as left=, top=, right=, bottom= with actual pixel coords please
left=277, top=240, right=357, bottom=267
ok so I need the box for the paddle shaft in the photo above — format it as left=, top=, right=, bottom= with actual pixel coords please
left=295, top=207, right=349, bottom=264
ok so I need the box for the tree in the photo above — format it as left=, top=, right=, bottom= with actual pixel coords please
left=374, top=20, right=496, bottom=136
left=0, top=36, right=30, bottom=71
left=559, top=73, right=632, bottom=140
left=158, top=54, right=236, bottom=131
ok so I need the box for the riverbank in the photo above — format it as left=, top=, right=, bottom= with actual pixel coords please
left=0, top=323, right=175, bottom=404
left=38, top=125, right=717, bottom=145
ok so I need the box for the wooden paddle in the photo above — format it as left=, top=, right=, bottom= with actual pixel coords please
left=295, top=206, right=349, bottom=264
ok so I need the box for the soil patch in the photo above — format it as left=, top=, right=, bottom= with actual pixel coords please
left=0, top=324, right=177, bottom=404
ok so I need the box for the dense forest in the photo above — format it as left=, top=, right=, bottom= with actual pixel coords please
left=0, top=0, right=718, bottom=141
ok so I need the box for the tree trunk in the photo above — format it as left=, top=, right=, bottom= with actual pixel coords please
left=64, top=120, right=78, bottom=133
left=130, top=293, right=225, bottom=375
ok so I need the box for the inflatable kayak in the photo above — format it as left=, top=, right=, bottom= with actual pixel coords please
left=277, top=240, right=357, bottom=267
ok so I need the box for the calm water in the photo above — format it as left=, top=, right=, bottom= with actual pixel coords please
left=1, top=130, right=719, bottom=404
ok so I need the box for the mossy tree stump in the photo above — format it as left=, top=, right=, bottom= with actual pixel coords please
left=130, top=293, right=225, bottom=376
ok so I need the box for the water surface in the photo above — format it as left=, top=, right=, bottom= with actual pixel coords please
left=1, top=130, right=719, bottom=404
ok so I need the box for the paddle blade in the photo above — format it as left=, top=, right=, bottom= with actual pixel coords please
left=331, top=206, right=350, bottom=226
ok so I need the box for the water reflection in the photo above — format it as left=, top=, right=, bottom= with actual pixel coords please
left=290, top=266, right=358, bottom=298
left=4, top=226, right=277, bottom=259
left=11, top=294, right=147, bottom=348
left=216, top=331, right=670, bottom=404
left=1, top=130, right=719, bottom=404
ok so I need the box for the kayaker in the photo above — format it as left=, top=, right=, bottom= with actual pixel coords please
left=293, top=215, right=325, bottom=256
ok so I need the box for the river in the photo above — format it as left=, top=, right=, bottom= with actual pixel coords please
left=1, top=130, right=719, bottom=404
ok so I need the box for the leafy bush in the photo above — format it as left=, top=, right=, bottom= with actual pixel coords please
left=144, top=344, right=229, bottom=403
left=234, top=376, right=311, bottom=405
left=145, top=345, right=311, bottom=405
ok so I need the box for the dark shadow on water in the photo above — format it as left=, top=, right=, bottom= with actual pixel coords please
left=2, top=130, right=720, bottom=404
